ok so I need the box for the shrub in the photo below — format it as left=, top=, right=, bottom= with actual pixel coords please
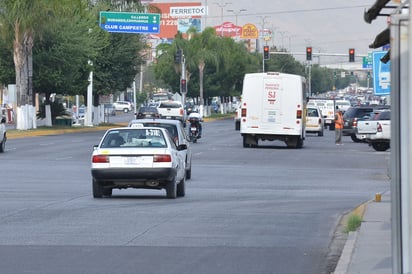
left=345, top=214, right=362, bottom=233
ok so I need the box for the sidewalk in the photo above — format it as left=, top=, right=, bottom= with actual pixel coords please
left=335, top=191, right=392, bottom=274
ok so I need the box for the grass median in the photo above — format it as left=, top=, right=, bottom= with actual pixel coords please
left=7, top=113, right=235, bottom=139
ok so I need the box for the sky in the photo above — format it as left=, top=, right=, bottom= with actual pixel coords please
left=150, top=0, right=391, bottom=66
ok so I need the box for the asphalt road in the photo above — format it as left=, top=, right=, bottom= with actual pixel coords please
left=0, top=118, right=390, bottom=274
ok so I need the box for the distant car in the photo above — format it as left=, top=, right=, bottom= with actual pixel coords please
left=157, top=100, right=185, bottom=124
left=113, top=101, right=133, bottom=113
left=78, top=107, right=86, bottom=119
left=305, top=107, right=324, bottom=136
left=0, top=116, right=6, bottom=153
left=136, top=106, right=160, bottom=119
left=91, top=126, right=187, bottom=199
left=335, top=100, right=351, bottom=113
left=128, top=118, right=192, bottom=179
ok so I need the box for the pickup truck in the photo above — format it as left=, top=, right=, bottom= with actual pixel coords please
left=355, top=110, right=390, bottom=151
left=0, top=116, right=6, bottom=153
left=157, top=100, right=185, bottom=124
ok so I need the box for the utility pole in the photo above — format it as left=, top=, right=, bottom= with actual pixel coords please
left=227, top=8, right=246, bottom=25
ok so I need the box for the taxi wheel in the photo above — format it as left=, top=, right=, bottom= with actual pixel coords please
left=166, top=179, right=177, bottom=199
left=177, top=177, right=186, bottom=197
left=93, top=179, right=103, bottom=198
left=186, top=165, right=192, bottom=180
left=0, top=139, right=5, bottom=153
left=103, top=188, right=112, bottom=197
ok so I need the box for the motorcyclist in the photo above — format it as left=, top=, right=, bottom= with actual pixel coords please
left=187, top=112, right=202, bottom=138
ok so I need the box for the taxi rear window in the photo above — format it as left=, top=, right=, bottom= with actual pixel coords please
left=101, top=129, right=166, bottom=148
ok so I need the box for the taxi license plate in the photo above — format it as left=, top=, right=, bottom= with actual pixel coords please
left=123, top=156, right=152, bottom=165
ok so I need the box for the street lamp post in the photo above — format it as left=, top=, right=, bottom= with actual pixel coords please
left=214, top=1, right=232, bottom=21
left=257, top=16, right=270, bottom=53
left=278, top=31, right=286, bottom=50
left=227, top=8, right=246, bottom=25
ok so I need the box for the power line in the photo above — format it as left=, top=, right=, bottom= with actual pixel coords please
left=206, top=5, right=370, bottom=19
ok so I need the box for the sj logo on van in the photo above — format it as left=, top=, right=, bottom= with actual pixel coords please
left=267, top=91, right=277, bottom=104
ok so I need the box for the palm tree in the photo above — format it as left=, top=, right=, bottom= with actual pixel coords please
left=184, top=27, right=220, bottom=113
left=0, top=0, right=80, bottom=128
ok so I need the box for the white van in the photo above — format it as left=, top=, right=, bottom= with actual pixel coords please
left=240, top=72, right=307, bottom=148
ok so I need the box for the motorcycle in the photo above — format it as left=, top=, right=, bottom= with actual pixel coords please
left=188, top=117, right=201, bottom=143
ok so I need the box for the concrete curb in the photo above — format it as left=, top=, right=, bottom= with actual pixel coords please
left=332, top=200, right=371, bottom=274
left=334, top=231, right=359, bottom=274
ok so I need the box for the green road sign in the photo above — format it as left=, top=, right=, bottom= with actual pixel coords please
left=362, top=52, right=373, bottom=69
left=100, top=12, right=160, bottom=34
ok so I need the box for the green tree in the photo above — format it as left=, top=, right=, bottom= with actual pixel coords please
left=0, top=0, right=83, bottom=107
left=33, top=10, right=104, bottom=106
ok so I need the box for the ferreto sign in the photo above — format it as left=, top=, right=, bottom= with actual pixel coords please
left=99, top=12, right=160, bottom=34
left=170, top=6, right=207, bottom=17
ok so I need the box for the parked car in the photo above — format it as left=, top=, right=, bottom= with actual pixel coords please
left=0, top=116, right=6, bottom=153
left=113, top=101, right=133, bottom=113
left=136, top=106, right=160, bottom=119
left=91, top=126, right=187, bottom=199
left=104, top=103, right=116, bottom=116
left=128, top=118, right=192, bottom=179
left=305, top=107, right=324, bottom=136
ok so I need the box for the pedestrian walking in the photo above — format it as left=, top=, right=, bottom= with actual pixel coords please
left=335, top=108, right=344, bottom=145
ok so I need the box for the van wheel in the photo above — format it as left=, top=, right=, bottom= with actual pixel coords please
left=243, top=136, right=250, bottom=148
left=235, top=121, right=240, bottom=130
left=296, top=137, right=303, bottom=148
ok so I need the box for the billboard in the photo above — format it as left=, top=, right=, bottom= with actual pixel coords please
left=214, top=22, right=242, bottom=37
left=148, top=2, right=202, bottom=39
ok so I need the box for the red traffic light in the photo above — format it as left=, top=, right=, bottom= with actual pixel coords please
left=306, top=47, right=312, bottom=61
left=181, top=79, right=187, bottom=92
left=349, top=48, right=355, bottom=62
left=263, top=46, right=270, bottom=60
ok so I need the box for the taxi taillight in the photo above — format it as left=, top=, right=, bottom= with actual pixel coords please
left=92, top=155, right=109, bottom=163
left=154, top=154, right=172, bottom=162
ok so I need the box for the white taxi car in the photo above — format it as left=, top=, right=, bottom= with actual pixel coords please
left=306, top=107, right=324, bottom=136
left=91, top=126, right=187, bottom=199
left=128, top=118, right=192, bottom=179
